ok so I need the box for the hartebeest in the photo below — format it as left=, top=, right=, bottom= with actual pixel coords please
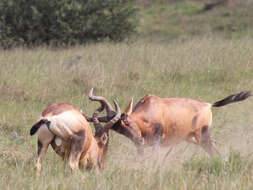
left=30, top=101, right=120, bottom=174
left=85, top=89, right=251, bottom=157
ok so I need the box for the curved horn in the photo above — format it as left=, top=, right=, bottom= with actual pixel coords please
left=92, top=105, right=106, bottom=132
left=81, top=104, right=105, bottom=122
left=82, top=113, right=109, bottom=123
left=104, top=100, right=121, bottom=130
left=124, top=97, right=133, bottom=115
left=81, top=109, right=93, bottom=122
left=89, top=88, right=115, bottom=119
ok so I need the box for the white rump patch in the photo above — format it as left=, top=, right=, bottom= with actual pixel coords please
left=55, top=137, right=62, bottom=146
left=43, top=110, right=85, bottom=139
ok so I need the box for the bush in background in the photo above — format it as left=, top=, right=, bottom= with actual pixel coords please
left=0, top=0, right=138, bottom=48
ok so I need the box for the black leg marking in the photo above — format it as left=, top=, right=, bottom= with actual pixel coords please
left=71, top=130, right=86, bottom=153
left=154, top=123, right=163, bottom=142
left=200, top=125, right=210, bottom=145
left=200, top=125, right=220, bottom=157
left=201, top=125, right=208, bottom=135
left=37, top=140, right=43, bottom=156
left=150, top=124, right=163, bottom=160
left=69, top=130, right=86, bottom=168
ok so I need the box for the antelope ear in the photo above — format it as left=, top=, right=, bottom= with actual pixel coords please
left=124, top=98, right=133, bottom=115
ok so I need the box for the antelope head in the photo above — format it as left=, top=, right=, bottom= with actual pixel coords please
left=90, top=99, right=121, bottom=169
left=84, top=88, right=143, bottom=146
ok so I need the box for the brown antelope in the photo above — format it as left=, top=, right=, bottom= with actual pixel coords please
left=85, top=89, right=251, bottom=158
left=30, top=101, right=120, bottom=174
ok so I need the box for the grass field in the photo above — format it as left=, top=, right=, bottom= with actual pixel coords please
left=137, top=0, right=253, bottom=42
left=1, top=37, right=253, bottom=189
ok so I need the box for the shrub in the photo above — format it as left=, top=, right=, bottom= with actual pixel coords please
left=0, top=0, right=138, bottom=48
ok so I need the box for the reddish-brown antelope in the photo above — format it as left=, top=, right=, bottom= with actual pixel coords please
left=30, top=101, right=120, bottom=174
left=86, top=89, right=251, bottom=158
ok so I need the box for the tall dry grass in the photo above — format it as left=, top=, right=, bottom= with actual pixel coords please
left=0, top=37, right=253, bottom=189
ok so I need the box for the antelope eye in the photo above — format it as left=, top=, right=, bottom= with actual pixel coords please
left=101, top=134, right=108, bottom=145
left=102, top=135, right=107, bottom=142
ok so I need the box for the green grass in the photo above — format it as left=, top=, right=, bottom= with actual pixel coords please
left=1, top=38, right=253, bottom=189
left=137, top=0, right=253, bottom=42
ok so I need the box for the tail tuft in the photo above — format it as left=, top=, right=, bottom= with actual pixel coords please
left=30, top=119, right=50, bottom=136
left=212, top=91, right=252, bottom=107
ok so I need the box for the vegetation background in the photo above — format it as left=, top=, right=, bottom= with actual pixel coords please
left=1, top=0, right=253, bottom=189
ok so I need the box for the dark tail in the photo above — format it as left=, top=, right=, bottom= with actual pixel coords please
left=212, top=91, right=252, bottom=107
left=30, top=119, right=51, bottom=136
